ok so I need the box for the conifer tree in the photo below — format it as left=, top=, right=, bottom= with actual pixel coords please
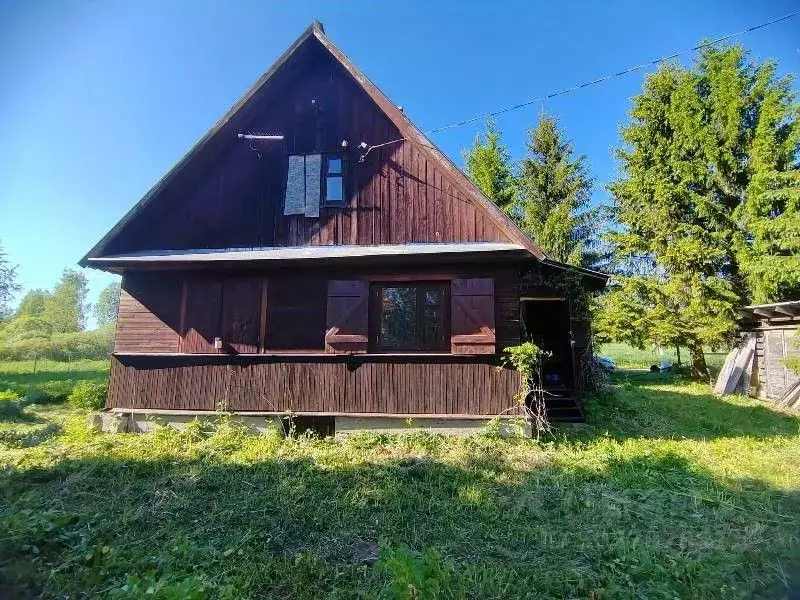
left=601, top=45, right=799, bottom=377
left=464, top=120, right=517, bottom=217
left=518, top=114, right=602, bottom=268
left=735, top=59, right=800, bottom=302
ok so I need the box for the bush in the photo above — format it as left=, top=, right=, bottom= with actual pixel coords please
left=0, top=325, right=114, bottom=362
left=0, top=390, right=24, bottom=421
left=0, top=389, right=22, bottom=403
left=67, top=382, right=108, bottom=411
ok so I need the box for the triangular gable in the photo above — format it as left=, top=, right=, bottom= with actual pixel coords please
left=81, top=22, right=545, bottom=265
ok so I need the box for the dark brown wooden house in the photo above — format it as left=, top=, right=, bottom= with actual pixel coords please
left=82, top=23, right=607, bottom=433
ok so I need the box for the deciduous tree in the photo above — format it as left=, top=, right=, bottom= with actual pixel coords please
left=93, top=281, right=121, bottom=327
left=15, top=289, right=50, bottom=319
left=43, top=269, right=89, bottom=333
left=0, top=242, right=20, bottom=321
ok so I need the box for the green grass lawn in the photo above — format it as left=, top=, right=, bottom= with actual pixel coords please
left=0, top=362, right=798, bottom=598
left=598, top=342, right=728, bottom=372
left=0, top=359, right=109, bottom=398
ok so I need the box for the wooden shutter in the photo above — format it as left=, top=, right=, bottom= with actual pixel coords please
left=181, top=280, right=223, bottom=353
left=451, top=278, right=495, bottom=354
left=325, top=280, right=368, bottom=353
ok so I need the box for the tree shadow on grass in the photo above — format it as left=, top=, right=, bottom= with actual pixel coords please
left=0, top=442, right=797, bottom=599
left=578, top=371, right=800, bottom=441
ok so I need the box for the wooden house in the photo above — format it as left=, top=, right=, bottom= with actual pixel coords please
left=81, top=23, right=607, bottom=434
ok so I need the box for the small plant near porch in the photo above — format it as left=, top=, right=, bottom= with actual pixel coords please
left=501, top=342, right=552, bottom=439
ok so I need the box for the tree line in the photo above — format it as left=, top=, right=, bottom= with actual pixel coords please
left=0, top=254, right=120, bottom=360
left=465, top=44, right=799, bottom=377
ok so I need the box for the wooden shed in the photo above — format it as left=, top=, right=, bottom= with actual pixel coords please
left=81, top=23, right=607, bottom=433
left=740, top=302, right=800, bottom=407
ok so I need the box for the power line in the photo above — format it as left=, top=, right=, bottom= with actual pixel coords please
left=359, top=10, right=800, bottom=161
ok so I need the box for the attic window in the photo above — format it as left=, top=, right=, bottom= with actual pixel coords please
left=324, top=155, right=345, bottom=205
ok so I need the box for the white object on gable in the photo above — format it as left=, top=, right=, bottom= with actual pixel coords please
left=304, top=153, right=321, bottom=217
left=284, top=155, right=306, bottom=215
left=283, top=154, right=322, bottom=217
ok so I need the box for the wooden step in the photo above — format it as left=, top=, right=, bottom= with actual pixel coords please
left=525, top=389, right=585, bottom=423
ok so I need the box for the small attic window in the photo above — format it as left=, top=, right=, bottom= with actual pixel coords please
left=324, top=155, right=345, bottom=205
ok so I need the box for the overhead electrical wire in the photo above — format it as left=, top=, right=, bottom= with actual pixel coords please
left=358, top=10, right=800, bottom=162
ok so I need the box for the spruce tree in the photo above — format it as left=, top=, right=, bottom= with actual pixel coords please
left=604, top=65, right=739, bottom=378
left=464, top=120, right=517, bottom=217
left=601, top=44, right=800, bottom=378
left=518, top=114, right=602, bottom=268
left=735, top=59, right=800, bottom=302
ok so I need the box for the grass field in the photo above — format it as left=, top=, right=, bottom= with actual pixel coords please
left=0, top=361, right=798, bottom=598
left=598, top=343, right=728, bottom=371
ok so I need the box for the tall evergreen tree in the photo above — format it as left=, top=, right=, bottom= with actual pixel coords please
left=734, top=57, right=800, bottom=302
left=601, top=45, right=799, bottom=377
left=518, top=114, right=602, bottom=268
left=43, top=269, right=89, bottom=333
left=464, top=120, right=517, bottom=216
left=93, top=281, right=121, bottom=327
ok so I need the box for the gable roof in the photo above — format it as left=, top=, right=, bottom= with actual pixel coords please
left=81, top=21, right=546, bottom=266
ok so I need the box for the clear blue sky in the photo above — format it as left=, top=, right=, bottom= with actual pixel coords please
left=1, top=1, right=798, bottom=327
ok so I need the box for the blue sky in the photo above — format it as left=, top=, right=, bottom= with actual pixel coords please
left=1, top=1, right=798, bottom=327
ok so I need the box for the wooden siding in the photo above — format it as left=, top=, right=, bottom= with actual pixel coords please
left=756, top=328, right=800, bottom=400
left=101, top=43, right=509, bottom=256
left=110, top=263, right=527, bottom=414
left=182, top=280, right=223, bottom=354
left=108, top=354, right=520, bottom=416
left=115, top=274, right=181, bottom=353
left=115, top=265, right=521, bottom=355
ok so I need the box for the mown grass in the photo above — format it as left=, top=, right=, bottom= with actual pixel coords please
left=0, top=362, right=798, bottom=598
left=599, top=342, right=728, bottom=371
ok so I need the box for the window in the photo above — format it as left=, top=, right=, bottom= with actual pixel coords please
left=371, top=283, right=449, bottom=352
left=324, top=154, right=345, bottom=205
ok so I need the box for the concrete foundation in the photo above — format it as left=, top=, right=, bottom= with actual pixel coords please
left=91, top=410, right=283, bottom=435
left=92, top=409, right=531, bottom=438
left=334, top=416, right=531, bottom=438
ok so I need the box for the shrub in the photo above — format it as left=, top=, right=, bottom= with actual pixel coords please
left=0, top=390, right=24, bottom=421
left=0, top=325, right=114, bottom=362
left=0, top=389, right=22, bottom=403
left=67, top=382, right=108, bottom=411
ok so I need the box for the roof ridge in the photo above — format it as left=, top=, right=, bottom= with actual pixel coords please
left=81, top=22, right=546, bottom=265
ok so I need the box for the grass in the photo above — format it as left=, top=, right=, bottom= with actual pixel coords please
left=0, top=362, right=798, bottom=598
left=599, top=342, right=728, bottom=371
left=0, top=359, right=109, bottom=400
